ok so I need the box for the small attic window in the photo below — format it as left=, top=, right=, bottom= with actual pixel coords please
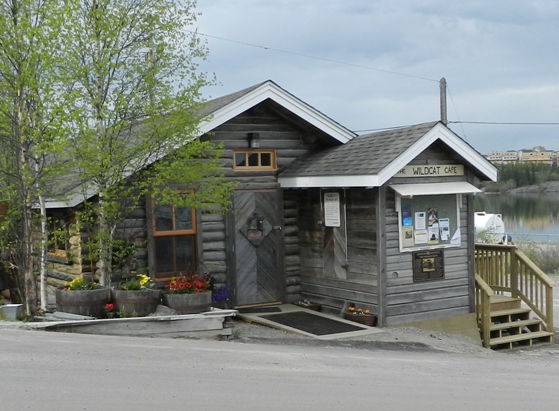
left=233, top=149, right=277, bottom=171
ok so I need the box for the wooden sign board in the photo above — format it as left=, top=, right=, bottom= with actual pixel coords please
left=394, top=164, right=464, bottom=178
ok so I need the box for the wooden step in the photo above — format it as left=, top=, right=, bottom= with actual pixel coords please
left=489, top=331, right=554, bottom=348
left=490, top=308, right=531, bottom=323
left=490, top=318, right=543, bottom=331
left=490, top=296, right=521, bottom=312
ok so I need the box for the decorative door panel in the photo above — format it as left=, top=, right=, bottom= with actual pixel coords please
left=232, top=190, right=283, bottom=306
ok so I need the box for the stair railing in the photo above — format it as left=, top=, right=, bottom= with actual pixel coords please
left=475, top=273, right=494, bottom=348
left=475, top=244, right=555, bottom=335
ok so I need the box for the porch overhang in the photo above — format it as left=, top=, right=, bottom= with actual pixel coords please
left=389, top=181, right=481, bottom=197
left=279, top=175, right=380, bottom=188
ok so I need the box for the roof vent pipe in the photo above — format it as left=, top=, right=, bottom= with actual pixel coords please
left=440, top=77, right=448, bottom=125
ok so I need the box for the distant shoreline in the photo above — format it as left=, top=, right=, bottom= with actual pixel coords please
left=483, top=181, right=559, bottom=194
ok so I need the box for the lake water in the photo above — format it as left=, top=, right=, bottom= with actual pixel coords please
left=475, top=192, right=559, bottom=243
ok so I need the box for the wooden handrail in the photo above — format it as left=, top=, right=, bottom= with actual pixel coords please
left=475, top=273, right=494, bottom=296
left=514, top=250, right=555, bottom=288
left=475, top=273, right=493, bottom=348
left=474, top=243, right=555, bottom=337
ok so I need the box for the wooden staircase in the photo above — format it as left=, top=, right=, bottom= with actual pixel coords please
left=475, top=244, right=555, bottom=350
left=486, top=296, right=554, bottom=350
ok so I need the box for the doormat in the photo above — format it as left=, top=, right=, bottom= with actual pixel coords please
left=260, top=311, right=365, bottom=336
left=238, top=306, right=282, bottom=314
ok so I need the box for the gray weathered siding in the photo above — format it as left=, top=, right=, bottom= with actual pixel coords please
left=383, top=144, right=475, bottom=325
left=298, top=188, right=380, bottom=315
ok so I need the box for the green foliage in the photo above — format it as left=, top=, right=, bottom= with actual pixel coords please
left=518, top=241, right=559, bottom=275
left=0, top=0, right=73, bottom=314
left=498, top=163, right=559, bottom=189
left=53, top=0, right=234, bottom=286
left=121, top=274, right=153, bottom=291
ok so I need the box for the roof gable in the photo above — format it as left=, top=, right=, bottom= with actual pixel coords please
left=199, top=80, right=356, bottom=143
left=278, top=122, right=497, bottom=188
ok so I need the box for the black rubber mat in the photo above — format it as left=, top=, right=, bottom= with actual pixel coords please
left=238, top=306, right=282, bottom=314
left=260, top=311, right=365, bottom=336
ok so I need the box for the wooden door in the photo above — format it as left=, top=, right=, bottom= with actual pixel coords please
left=231, top=190, right=283, bottom=306
left=323, top=190, right=348, bottom=279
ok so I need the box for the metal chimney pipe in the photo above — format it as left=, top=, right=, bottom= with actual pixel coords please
left=440, top=77, right=448, bottom=125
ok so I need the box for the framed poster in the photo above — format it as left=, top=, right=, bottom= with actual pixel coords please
left=413, top=249, right=445, bottom=282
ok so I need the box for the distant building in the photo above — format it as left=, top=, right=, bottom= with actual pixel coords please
left=520, top=146, right=554, bottom=166
left=486, top=150, right=519, bottom=164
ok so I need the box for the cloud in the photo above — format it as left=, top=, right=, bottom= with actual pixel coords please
left=196, top=0, right=559, bottom=154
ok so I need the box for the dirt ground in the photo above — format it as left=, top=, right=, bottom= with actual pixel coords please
left=1, top=314, right=558, bottom=357
left=224, top=317, right=559, bottom=357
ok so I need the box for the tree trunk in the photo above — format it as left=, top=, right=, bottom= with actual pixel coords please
left=38, top=193, right=48, bottom=312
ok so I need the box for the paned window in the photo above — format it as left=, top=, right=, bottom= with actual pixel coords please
left=233, top=149, right=277, bottom=171
left=152, top=199, right=196, bottom=281
left=47, top=215, right=69, bottom=262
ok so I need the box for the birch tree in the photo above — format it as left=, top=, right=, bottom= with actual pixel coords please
left=0, top=0, right=67, bottom=314
left=61, top=0, right=233, bottom=286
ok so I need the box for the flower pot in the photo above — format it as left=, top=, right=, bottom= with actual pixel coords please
left=343, top=312, right=377, bottom=327
left=56, top=288, right=109, bottom=318
left=110, top=289, right=162, bottom=317
left=162, top=292, right=212, bottom=314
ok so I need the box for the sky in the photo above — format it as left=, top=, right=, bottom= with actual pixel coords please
left=194, top=0, right=559, bottom=155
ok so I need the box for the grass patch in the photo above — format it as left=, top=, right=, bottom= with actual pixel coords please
left=518, top=241, right=559, bottom=275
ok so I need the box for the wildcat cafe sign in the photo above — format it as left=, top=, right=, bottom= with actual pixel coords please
left=394, top=164, right=464, bottom=178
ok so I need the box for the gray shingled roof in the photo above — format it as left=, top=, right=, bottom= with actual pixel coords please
left=198, top=81, right=267, bottom=118
left=280, top=121, right=439, bottom=178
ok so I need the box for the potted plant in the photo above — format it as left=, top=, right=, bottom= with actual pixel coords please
left=110, top=274, right=161, bottom=317
left=56, top=275, right=109, bottom=318
left=343, top=306, right=377, bottom=326
left=162, top=273, right=212, bottom=314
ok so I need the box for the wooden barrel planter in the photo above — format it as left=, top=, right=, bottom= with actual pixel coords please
left=162, top=292, right=212, bottom=314
left=55, top=288, right=109, bottom=318
left=110, top=289, right=162, bottom=317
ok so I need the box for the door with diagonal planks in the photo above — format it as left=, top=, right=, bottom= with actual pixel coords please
left=231, top=190, right=283, bottom=306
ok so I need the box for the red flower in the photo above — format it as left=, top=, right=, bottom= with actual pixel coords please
left=105, top=303, right=114, bottom=311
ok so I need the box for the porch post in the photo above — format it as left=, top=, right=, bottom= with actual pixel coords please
left=510, top=247, right=518, bottom=298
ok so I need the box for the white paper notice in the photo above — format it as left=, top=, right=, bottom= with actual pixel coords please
left=415, top=212, right=426, bottom=230
left=324, top=192, right=341, bottom=227
left=450, top=228, right=461, bottom=245
left=439, top=218, right=450, bottom=241
left=415, top=229, right=428, bottom=244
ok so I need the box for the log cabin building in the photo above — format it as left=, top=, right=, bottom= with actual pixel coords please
left=44, top=80, right=497, bottom=328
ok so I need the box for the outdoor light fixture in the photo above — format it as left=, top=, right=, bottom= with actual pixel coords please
left=247, top=132, right=260, bottom=148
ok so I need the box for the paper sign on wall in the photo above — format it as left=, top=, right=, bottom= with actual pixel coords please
left=324, top=192, right=341, bottom=227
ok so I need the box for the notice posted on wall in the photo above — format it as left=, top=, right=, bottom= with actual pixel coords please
left=324, top=192, right=341, bottom=227
left=414, top=229, right=428, bottom=244
left=414, top=212, right=426, bottom=230
left=439, top=218, right=450, bottom=241
left=402, top=226, right=414, bottom=247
